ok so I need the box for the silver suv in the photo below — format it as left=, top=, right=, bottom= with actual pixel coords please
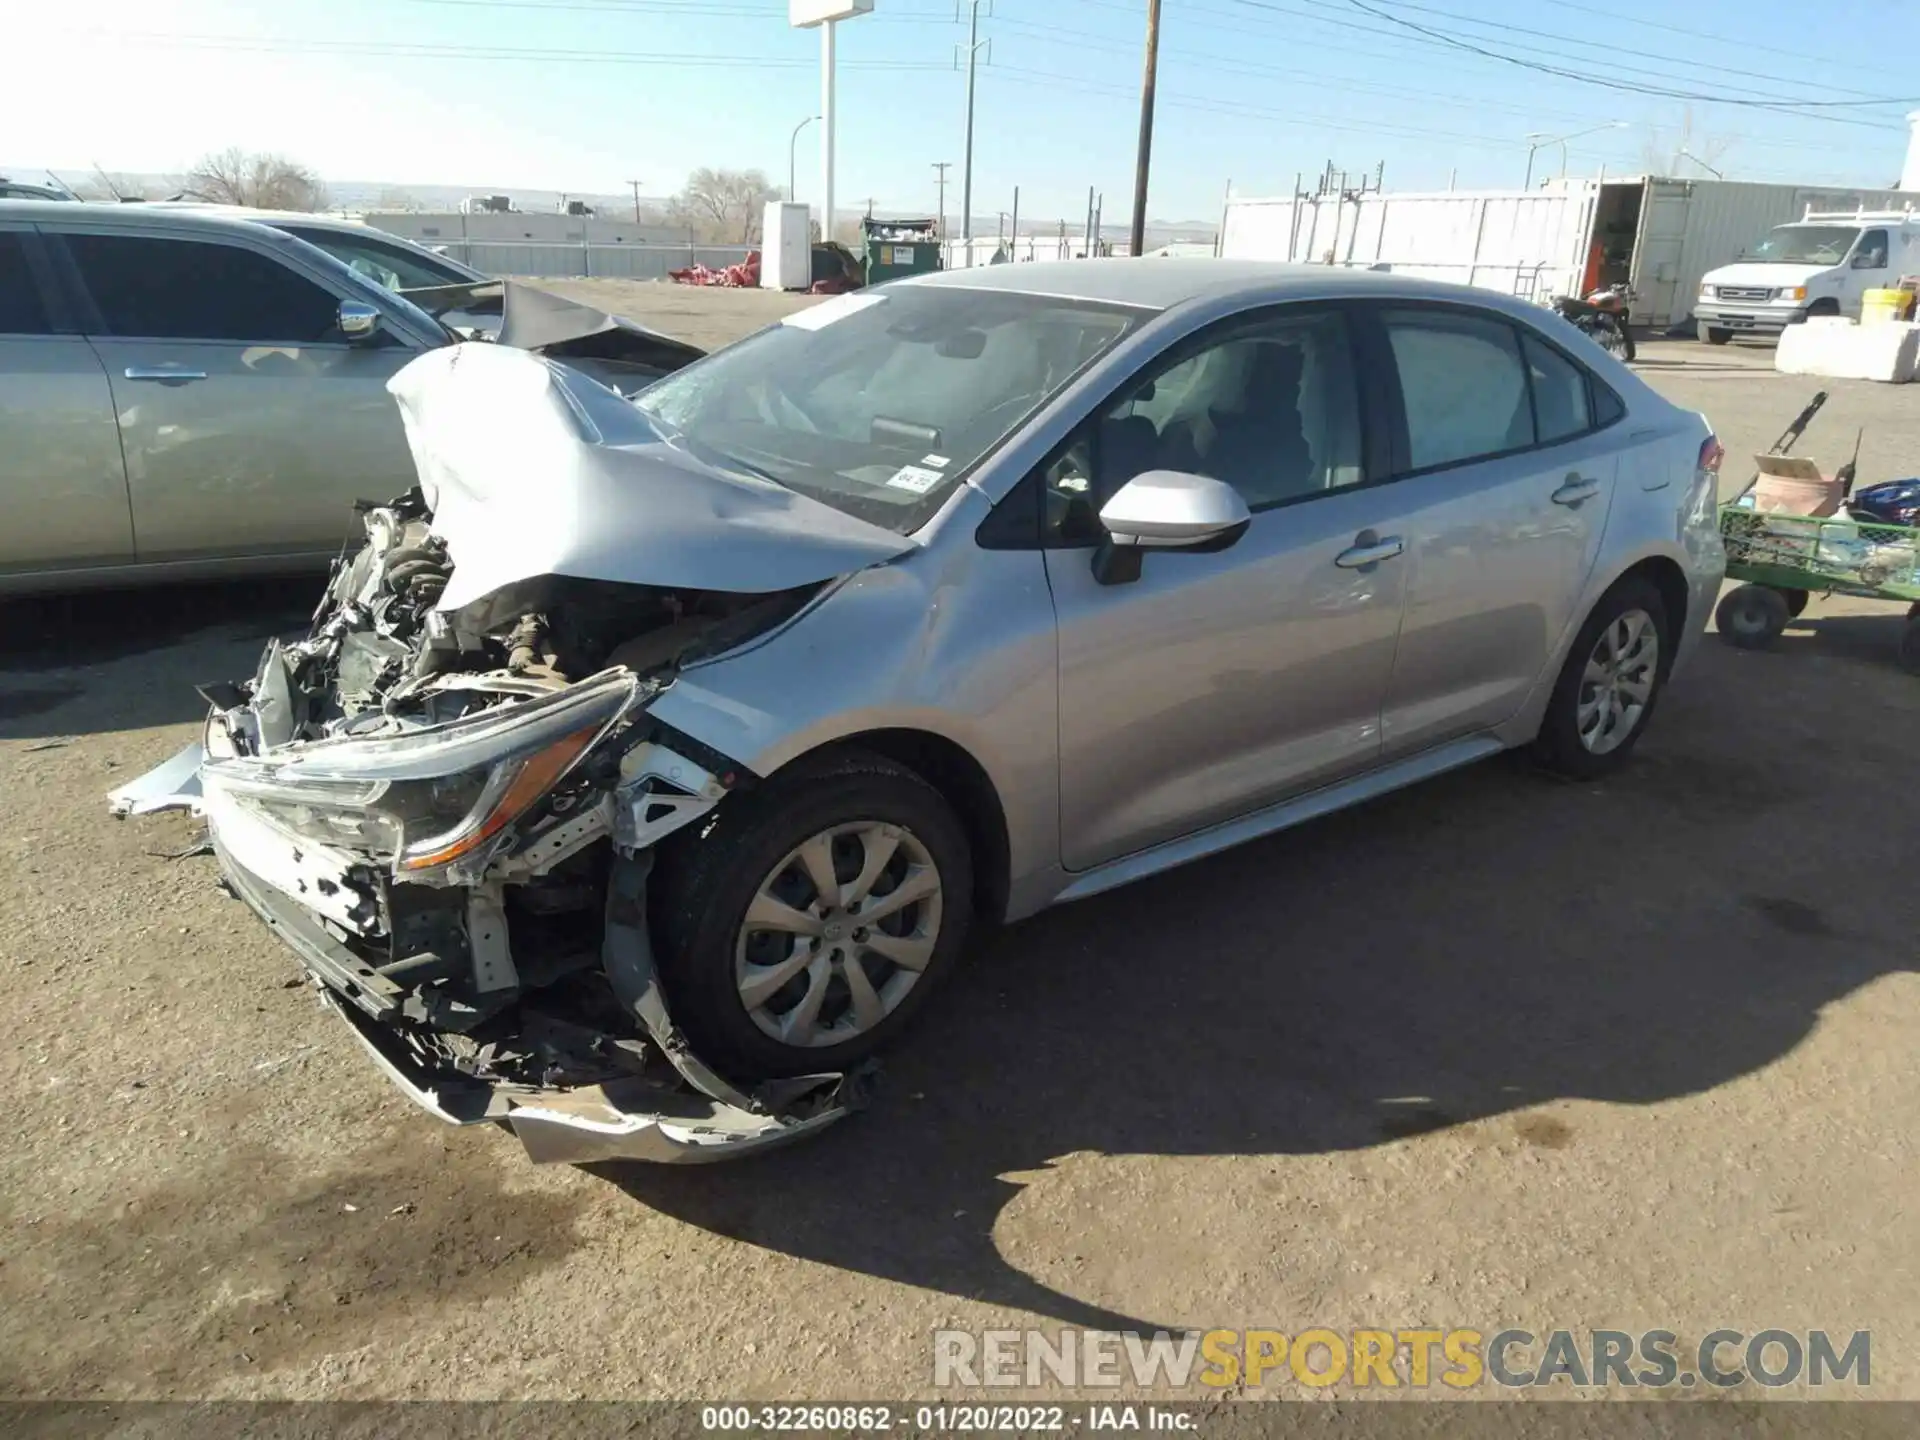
left=0, top=201, right=698, bottom=594
left=115, top=261, right=1729, bottom=1163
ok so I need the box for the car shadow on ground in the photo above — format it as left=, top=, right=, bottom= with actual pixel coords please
left=600, top=639, right=1918, bottom=1331
left=0, top=578, right=317, bottom=737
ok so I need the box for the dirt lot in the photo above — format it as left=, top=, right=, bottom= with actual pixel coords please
left=3, top=281, right=1918, bottom=1403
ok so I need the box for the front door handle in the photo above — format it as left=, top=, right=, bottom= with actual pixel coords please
left=123, top=367, right=208, bottom=385
left=1552, top=474, right=1602, bottom=507
left=1334, top=532, right=1404, bottom=569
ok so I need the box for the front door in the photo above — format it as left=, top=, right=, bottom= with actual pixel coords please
left=1368, top=305, right=1617, bottom=757
left=53, top=228, right=420, bottom=564
left=1045, top=305, right=1408, bottom=871
left=0, top=224, right=132, bottom=579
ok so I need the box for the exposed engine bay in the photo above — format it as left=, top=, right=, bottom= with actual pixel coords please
left=108, top=340, right=923, bottom=1161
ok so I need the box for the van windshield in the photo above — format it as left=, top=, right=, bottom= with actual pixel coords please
left=1749, top=225, right=1860, bottom=265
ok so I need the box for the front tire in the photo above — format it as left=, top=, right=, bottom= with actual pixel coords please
left=650, top=749, right=974, bottom=1080
left=1699, top=323, right=1733, bottom=346
left=1532, top=577, right=1670, bottom=780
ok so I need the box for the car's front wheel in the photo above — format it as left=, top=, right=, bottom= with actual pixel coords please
left=1532, top=576, right=1670, bottom=780
left=651, top=749, right=974, bottom=1080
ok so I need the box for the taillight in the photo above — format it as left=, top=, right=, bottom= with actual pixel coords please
left=1698, top=436, right=1724, bottom=474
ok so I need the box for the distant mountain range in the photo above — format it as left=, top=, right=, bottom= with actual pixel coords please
left=10, top=166, right=1215, bottom=239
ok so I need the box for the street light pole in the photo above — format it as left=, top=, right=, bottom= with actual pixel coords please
left=1524, top=121, right=1628, bottom=187
left=789, top=115, right=819, bottom=203
left=1129, top=0, right=1164, bottom=259
left=958, top=0, right=986, bottom=265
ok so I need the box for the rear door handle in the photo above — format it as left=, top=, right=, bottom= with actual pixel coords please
left=124, top=367, right=208, bottom=384
left=1552, top=474, right=1602, bottom=507
left=1334, top=533, right=1404, bottom=569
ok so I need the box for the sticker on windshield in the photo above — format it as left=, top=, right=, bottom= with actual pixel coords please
left=885, top=464, right=947, bottom=495
left=782, top=294, right=886, bottom=331
left=921, top=454, right=951, bottom=468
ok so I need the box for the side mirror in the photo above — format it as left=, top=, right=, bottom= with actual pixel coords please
left=1092, top=470, right=1251, bottom=585
left=338, top=300, right=382, bottom=342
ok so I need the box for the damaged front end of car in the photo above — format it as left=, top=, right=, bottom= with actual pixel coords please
left=110, top=342, right=915, bottom=1163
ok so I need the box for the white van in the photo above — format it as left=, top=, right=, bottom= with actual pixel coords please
left=1694, top=207, right=1920, bottom=344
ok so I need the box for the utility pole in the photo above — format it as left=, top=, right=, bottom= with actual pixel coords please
left=627, top=179, right=643, bottom=223
left=932, top=161, right=952, bottom=239
left=958, top=0, right=988, bottom=267
left=1129, top=0, right=1163, bottom=258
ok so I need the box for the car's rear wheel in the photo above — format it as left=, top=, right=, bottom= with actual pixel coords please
left=1532, top=576, right=1669, bottom=780
left=651, top=749, right=974, bottom=1080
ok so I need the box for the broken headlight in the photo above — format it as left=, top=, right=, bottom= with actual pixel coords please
left=203, top=670, right=640, bottom=879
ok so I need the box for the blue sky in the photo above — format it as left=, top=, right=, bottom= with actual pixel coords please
left=9, top=0, right=1917, bottom=223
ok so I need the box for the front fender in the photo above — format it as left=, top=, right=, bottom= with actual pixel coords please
left=644, top=526, right=1062, bottom=901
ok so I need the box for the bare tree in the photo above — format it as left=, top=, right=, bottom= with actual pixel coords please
left=184, top=148, right=329, bottom=211
left=1640, top=107, right=1734, bottom=177
left=667, top=167, right=779, bottom=243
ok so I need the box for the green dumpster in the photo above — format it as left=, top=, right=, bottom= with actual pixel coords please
left=862, top=218, right=942, bottom=284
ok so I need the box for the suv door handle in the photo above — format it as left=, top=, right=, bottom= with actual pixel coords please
left=1552, top=474, right=1602, bottom=506
left=1334, top=533, right=1404, bottom=569
left=123, top=367, right=208, bottom=385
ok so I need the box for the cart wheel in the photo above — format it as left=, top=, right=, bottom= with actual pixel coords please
left=1779, top=587, right=1810, bottom=618
left=1901, top=616, right=1920, bottom=676
left=1716, top=584, right=1791, bottom=649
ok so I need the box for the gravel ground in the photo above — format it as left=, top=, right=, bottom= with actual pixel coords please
left=2, top=281, right=1917, bottom=1404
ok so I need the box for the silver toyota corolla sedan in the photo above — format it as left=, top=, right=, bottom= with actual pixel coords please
left=113, top=260, right=1728, bottom=1163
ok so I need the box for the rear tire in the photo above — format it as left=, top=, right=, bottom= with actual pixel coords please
left=1716, top=584, right=1791, bottom=650
left=650, top=748, right=974, bottom=1081
left=1532, top=576, right=1670, bottom=780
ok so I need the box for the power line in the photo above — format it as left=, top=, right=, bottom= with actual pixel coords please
left=1323, top=0, right=1917, bottom=120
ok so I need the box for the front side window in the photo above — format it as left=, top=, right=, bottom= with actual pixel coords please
left=0, top=232, right=52, bottom=335
left=633, top=287, right=1147, bottom=533
left=1852, top=229, right=1890, bottom=269
left=63, top=233, right=342, bottom=343
left=1749, top=225, right=1858, bottom=265
left=1383, top=309, right=1532, bottom=472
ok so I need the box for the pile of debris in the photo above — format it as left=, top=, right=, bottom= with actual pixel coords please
left=669, top=251, right=762, bottom=288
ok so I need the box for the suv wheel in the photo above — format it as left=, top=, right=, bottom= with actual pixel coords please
left=651, top=749, right=974, bottom=1080
left=1533, top=576, right=1670, bottom=780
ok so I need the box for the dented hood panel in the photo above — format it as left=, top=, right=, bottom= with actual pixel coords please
left=388, top=343, right=916, bottom=615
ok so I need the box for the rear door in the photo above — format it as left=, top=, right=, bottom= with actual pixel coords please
left=1365, top=304, right=1620, bottom=757
left=50, top=225, right=424, bottom=564
left=0, top=223, right=133, bottom=580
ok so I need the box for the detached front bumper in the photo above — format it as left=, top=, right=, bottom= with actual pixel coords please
left=115, top=741, right=860, bottom=1165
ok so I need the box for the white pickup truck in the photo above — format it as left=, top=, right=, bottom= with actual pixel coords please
left=1694, top=208, right=1919, bottom=344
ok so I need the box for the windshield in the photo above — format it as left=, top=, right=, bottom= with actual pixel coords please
left=632, top=286, right=1149, bottom=532
left=1749, top=225, right=1860, bottom=265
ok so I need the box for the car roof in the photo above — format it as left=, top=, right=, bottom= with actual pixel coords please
left=901, top=256, right=1534, bottom=315
left=0, top=197, right=320, bottom=237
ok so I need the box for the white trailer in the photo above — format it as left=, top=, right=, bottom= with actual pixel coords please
left=1221, top=176, right=1920, bottom=329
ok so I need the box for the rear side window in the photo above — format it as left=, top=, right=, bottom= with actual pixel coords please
left=1520, top=332, right=1591, bottom=443
left=63, top=233, right=341, bottom=343
left=1382, top=309, right=1532, bottom=472
left=0, top=232, right=53, bottom=335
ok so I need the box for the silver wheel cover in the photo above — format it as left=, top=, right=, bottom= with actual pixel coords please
left=1577, top=608, right=1659, bottom=755
left=733, top=821, right=943, bottom=1048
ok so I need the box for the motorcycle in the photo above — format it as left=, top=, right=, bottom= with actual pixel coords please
left=1550, top=282, right=1636, bottom=363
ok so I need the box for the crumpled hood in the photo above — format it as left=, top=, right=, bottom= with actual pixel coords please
left=1705, top=262, right=1835, bottom=291
left=387, top=343, right=915, bottom=615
